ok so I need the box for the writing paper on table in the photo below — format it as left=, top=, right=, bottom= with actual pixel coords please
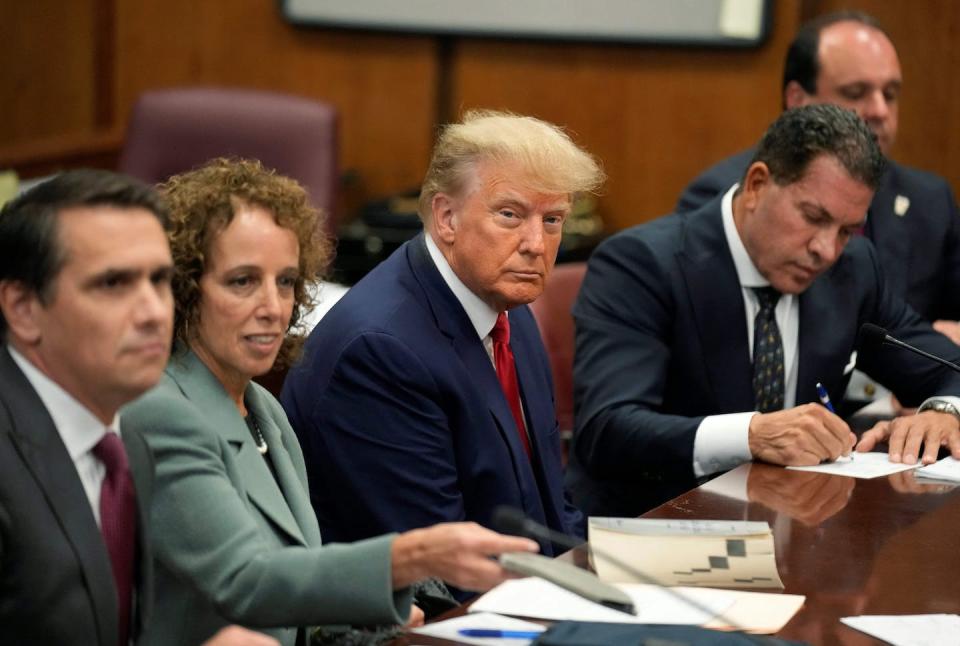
left=841, top=614, right=960, bottom=646
left=787, top=451, right=918, bottom=479
left=915, top=457, right=960, bottom=483
left=470, top=577, right=805, bottom=634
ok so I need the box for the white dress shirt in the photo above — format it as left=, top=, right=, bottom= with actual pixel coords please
left=425, top=233, right=500, bottom=363
left=9, top=346, right=120, bottom=528
left=425, top=234, right=530, bottom=433
left=692, top=185, right=800, bottom=477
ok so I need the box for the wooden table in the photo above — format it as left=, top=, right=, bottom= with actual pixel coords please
left=400, top=462, right=960, bottom=645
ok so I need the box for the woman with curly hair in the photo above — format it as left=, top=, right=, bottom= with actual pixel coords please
left=122, top=158, right=536, bottom=646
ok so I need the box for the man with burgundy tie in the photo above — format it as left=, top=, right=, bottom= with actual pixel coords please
left=282, top=111, right=601, bottom=568
left=0, top=170, right=173, bottom=645
left=567, top=105, right=960, bottom=518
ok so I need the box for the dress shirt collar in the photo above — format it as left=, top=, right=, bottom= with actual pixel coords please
left=721, top=184, right=769, bottom=288
left=8, top=346, right=119, bottom=459
left=425, top=233, right=500, bottom=340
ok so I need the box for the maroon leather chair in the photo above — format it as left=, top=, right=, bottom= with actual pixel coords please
left=119, top=87, right=339, bottom=235
left=528, top=262, right=587, bottom=448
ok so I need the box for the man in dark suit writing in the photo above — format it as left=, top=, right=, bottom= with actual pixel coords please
left=569, top=105, right=960, bottom=517
left=283, top=111, right=603, bottom=561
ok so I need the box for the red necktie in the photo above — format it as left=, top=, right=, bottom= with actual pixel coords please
left=491, top=312, right=532, bottom=459
left=94, top=432, right=137, bottom=646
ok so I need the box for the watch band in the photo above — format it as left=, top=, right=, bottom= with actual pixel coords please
left=917, top=398, right=960, bottom=421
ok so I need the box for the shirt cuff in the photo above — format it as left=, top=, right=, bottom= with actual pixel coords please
left=693, top=412, right=755, bottom=477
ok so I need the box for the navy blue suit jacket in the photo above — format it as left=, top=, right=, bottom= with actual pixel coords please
left=676, top=150, right=960, bottom=321
left=282, top=235, right=583, bottom=554
left=567, top=199, right=960, bottom=517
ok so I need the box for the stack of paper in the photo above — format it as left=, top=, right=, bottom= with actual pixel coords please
left=915, top=457, right=960, bottom=483
left=469, top=577, right=805, bottom=634
left=588, top=517, right=783, bottom=589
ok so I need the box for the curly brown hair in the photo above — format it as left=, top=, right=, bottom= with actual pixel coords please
left=160, top=158, right=332, bottom=368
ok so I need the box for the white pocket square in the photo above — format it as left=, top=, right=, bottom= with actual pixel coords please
left=843, top=351, right=858, bottom=375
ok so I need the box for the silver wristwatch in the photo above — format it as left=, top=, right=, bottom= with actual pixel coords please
left=917, top=398, right=960, bottom=421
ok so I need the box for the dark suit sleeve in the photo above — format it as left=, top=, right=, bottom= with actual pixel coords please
left=307, top=332, right=468, bottom=535
left=675, top=150, right=752, bottom=214
left=676, top=169, right=729, bottom=214
left=855, top=242, right=960, bottom=404
left=572, top=232, right=703, bottom=481
left=936, top=181, right=960, bottom=320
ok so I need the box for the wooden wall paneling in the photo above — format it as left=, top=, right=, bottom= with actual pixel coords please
left=0, top=0, right=99, bottom=146
left=451, top=1, right=803, bottom=231
left=113, top=0, right=439, bottom=216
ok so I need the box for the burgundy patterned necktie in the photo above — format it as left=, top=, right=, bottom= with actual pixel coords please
left=491, top=312, right=532, bottom=459
left=93, top=432, right=137, bottom=645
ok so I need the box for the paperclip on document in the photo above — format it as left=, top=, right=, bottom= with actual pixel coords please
left=499, top=552, right=636, bottom=615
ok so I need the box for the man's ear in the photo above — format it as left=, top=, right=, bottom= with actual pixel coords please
left=740, top=161, right=772, bottom=212
left=784, top=80, right=813, bottom=109
left=0, top=281, right=44, bottom=345
left=431, top=192, right=458, bottom=245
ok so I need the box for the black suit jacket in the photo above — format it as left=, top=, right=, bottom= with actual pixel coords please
left=567, top=198, right=960, bottom=516
left=0, top=348, right=154, bottom=646
left=676, top=150, right=960, bottom=321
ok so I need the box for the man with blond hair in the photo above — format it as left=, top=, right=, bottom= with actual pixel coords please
left=283, top=111, right=601, bottom=562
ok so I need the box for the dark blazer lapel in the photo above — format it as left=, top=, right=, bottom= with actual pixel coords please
left=510, top=309, right=554, bottom=453
left=0, top=349, right=117, bottom=646
left=406, top=236, right=544, bottom=509
left=509, top=308, right=561, bottom=516
left=866, top=164, right=908, bottom=297
left=796, top=254, right=861, bottom=405
left=676, top=205, right=755, bottom=411
left=166, top=351, right=307, bottom=547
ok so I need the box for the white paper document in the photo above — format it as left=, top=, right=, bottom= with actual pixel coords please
left=411, top=612, right=545, bottom=646
left=841, top=614, right=960, bottom=646
left=916, top=457, right=960, bottom=483
left=470, top=577, right=805, bottom=634
left=470, top=576, right=732, bottom=625
left=787, top=451, right=918, bottom=479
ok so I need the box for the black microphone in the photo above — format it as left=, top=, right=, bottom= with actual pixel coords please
left=860, top=323, right=960, bottom=373
left=491, top=506, right=748, bottom=633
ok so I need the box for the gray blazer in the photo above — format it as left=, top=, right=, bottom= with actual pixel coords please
left=122, top=349, right=411, bottom=646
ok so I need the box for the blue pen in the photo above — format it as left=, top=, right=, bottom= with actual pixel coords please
left=816, top=381, right=853, bottom=460
left=458, top=628, right=544, bottom=639
left=815, top=382, right=836, bottom=413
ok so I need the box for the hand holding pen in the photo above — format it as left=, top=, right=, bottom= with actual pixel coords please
left=817, top=382, right=853, bottom=460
